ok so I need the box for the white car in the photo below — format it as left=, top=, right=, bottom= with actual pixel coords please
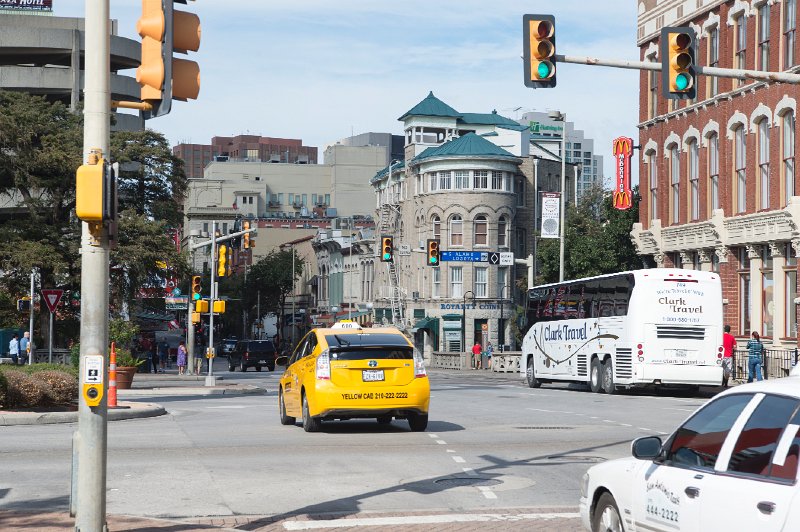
left=580, top=373, right=800, bottom=531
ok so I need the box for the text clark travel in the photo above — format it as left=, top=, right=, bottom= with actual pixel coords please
left=543, top=323, right=588, bottom=342
left=658, top=296, right=703, bottom=313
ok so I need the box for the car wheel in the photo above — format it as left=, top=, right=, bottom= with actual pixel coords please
left=592, top=492, right=623, bottom=532
left=268, top=364, right=275, bottom=372
left=377, top=415, right=392, bottom=425
left=602, top=359, right=617, bottom=395
left=279, top=388, right=295, bottom=426
left=526, top=356, right=541, bottom=388
left=302, top=393, right=321, bottom=433
left=255, top=365, right=262, bottom=372
left=407, top=413, right=428, bottom=432
left=590, top=358, right=603, bottom=393
left=240, top=361, right=247, bottom=372
left=228, top=363, right=235, bottom=372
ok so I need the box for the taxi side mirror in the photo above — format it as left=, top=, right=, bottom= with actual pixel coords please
left=632, top=436, right=663, bottom=460
left=276, top=355, right=289, bottom=367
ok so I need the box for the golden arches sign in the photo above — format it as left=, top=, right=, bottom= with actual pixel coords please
left=612, top=136, right=634, bottom=211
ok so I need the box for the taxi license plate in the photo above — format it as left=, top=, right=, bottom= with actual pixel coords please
left=362, top=369, right=385, bottom=382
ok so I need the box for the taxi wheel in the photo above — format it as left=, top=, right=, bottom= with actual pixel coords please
left=589, top=358, right=603, bottom=393
left=592, top=492, right=623, bottom=532
left=408, top=413, right=428, bottom=432
left=302, top=393, right=321, bottom=433
left=279, top=389, right=295, bottom=426
left=377, top=415, right=392, bottom=425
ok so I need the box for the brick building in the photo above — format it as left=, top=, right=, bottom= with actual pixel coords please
left=631, top=0, right=800, bottom=346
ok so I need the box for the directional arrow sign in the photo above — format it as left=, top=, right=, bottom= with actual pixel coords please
left=41, top=289, right=64, bottom=313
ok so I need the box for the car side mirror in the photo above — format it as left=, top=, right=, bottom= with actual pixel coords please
left=276, top=356, right=289, bottom=367
left=632, top=436, right=663, bottom=460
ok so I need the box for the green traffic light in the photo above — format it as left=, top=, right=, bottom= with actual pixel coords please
left=537, top=62, right=552, bottom=79
left=383, top=253, right=391, bottom=260
left=675, top=73, right=690, bottom=91
left=193, top=293, right=201, bottom=301
left=429, top=257, right=437, bottom=264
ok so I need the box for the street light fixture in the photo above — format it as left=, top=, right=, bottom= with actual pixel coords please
left=461, top=290, right=475, bottom=353
left=548, top=110, right=567, bottom=282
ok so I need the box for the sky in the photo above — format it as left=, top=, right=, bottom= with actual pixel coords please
left=54, top=1, right=640, bottom=178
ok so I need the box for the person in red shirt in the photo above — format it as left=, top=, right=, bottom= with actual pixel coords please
left=722, top=324, right=736, bottom=387
left=471, top=341, right=482, bottom=370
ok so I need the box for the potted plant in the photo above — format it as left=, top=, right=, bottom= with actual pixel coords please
left=114, top=350, right=145, bottom=389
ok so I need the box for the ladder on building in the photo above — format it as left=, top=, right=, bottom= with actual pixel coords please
left=379, top=203, right=405, bottom=329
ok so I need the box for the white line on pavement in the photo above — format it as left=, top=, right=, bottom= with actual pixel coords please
left=282, top=512, right=582, bottom=529
left=463, top=468, right=477, bottom=475
left=478, top=486, right=498, bottom=499
left=447, top=449, right=456, bottom=453
left=428, top=434, right=438, bottom=438
left=452, top=456, right=466, bottom=463
left=436, top=440, right=447, bottom=445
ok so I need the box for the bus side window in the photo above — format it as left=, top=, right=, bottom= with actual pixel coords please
left=584, top=281, right=599, bottom=318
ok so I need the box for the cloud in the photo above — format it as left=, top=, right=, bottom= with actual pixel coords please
left=53, top=1, right=640, bottom=179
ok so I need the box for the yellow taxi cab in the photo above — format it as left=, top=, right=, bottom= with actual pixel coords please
left=276, top=320, right=430, bottom=432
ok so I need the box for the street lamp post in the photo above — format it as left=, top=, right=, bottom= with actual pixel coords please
left=461, top=290, right=475, bottom=354
left=549, top=110, right=567, bottom=282
left=499, top=285, right=510, bottom=348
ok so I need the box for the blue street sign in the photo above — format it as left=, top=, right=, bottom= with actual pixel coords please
left=440, top=251, right=489, bottom=262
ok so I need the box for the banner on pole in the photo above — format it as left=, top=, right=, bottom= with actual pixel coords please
left=540, top=192, right=561, bottom=239
left=612, top=136, right=634, bottom=210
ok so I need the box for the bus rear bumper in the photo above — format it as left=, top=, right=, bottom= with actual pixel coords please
left=636, top=364, right=723, bottom=386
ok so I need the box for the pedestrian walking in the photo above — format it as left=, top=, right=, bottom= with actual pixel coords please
left=18, top=331, right=30, bottom=365
left=485, top=342, right=493, bottom=371
left=149, top=347, right=159, bottom=374
left=471, top=341, right=482, bottom=370
left=194, top=343, right=204, bottom=375
left=722, top=324, right=736, bottom=387
left=177, top=341, right=188, bottom=375
left=746, top=331, right=764, bottom=382
left=8, top=333, right=19, bottom=364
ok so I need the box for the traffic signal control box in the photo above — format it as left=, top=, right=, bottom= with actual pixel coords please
left=523, top=14, right=556, bottom=89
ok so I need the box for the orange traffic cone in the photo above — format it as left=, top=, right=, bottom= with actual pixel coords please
left=109, top=341, right=118, bottom=408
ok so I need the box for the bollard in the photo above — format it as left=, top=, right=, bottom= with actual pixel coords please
left=108, top=341, right=118, bottom=408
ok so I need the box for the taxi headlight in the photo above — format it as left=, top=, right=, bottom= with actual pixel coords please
left=580, top=472, right=589, bottom=498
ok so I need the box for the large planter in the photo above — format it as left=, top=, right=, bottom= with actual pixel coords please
left=115, top=366, right=138, bottom=389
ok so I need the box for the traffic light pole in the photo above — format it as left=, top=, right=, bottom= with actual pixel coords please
left=75, top=0, right=110, bottom=530
left=187, top=239, right=195, bottom=375
left=554, top=53, right=800, bottom=84
left=208, top=221, right=216, bottom=382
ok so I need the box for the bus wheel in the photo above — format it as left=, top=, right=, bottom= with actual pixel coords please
left=602, top=359, right=617, bottom=395
left=589, top=358, right=603, bottom=393
left=526, top=356, right=541, bottom=388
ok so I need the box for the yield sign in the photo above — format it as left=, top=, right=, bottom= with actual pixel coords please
left=41, top=289, right=64, bottom=313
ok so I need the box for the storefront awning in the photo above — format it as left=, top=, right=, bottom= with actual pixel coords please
left=413, top=317, right=440, bottom=349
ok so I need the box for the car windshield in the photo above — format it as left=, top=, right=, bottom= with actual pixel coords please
left=329, top=348, right=413, bottom=361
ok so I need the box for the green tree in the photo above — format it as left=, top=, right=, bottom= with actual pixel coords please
left=111, top=129, right=187, bottom=226
left=244, top=250, right=304, bottom=342
left=537, top=185, right=641, bottom=283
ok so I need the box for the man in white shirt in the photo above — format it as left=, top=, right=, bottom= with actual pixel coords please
left=9, top=333, right=20, bottom=364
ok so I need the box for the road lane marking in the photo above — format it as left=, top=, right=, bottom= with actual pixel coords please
left=429, top=434, right=439, bottom=438
left=436, top=440, right=447, bottom=445
left=620, top=423, right=632, bottom=427
left=447, top=449, right=456, bottom=453
left=463, top=468, right=477, bottom=475
left=282, top=512, right=582, bottom=529
left=452, top=456, right=466, bottom=463
left=478, top=486, right=498, bottom=499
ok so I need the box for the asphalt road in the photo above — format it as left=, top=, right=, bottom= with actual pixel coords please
left=0, top=366, right=713, bottom=530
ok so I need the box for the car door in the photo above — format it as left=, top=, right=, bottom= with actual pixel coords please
left=283, top=336, right=310, bottom=415
left=699, top=393, right=800, bottom=531
left=297, top=333, right=319, bottom=392
left=630, top=393, right=755, bottom=531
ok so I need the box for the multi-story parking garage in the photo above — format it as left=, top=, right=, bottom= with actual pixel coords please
left=0, top=12, right=143, bottom=132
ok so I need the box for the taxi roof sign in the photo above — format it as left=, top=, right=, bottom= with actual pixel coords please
left=331, top=320, right=362, bottom=330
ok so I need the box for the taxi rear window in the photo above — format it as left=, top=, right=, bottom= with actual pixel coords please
left=330, top=349, right=413, bottom=361
left=324, top=334, right=413, bottom=360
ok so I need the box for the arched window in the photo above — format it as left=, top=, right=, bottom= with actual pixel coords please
left=688, top=139, right=699, bottom=220
left=498, top=216, right=508, bottom=247
left=758, top=118, right=771, bottom=209
left=474, top=215, right=488, bottom=246
left=783, top=110, right=796, bottom=206
left=669, top=144, right=680, bottom=224
left=432, top=215, right=441, bottom=240
left=449, top=215, right=463, bottom=247
left=708, top=133, right=720, bottom=212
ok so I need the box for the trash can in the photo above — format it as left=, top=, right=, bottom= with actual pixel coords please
left=481, top=351, right=489, bottom=369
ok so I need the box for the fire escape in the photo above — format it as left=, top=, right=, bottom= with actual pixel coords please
left=379, top=198, right=405, bottom=329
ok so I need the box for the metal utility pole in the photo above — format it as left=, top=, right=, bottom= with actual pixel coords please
left=186, top=233, right=196, bottom=375
left=75, top=0, right=110, bottom=529
left=291, top=245, right=296, bottom=347
left=28, top=269, right=34, bottom=365
left=547, top=110, right=567, bottom=282
left=208, top=220, right=217, bottom=381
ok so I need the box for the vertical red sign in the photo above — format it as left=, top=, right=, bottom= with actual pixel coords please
left=612, top=136, right=634, bottom=211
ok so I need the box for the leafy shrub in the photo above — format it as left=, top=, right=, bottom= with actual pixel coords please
left=32, top=370, right=78, bottom=405
left=21, top=363, right=79, bottom=379
left=2, top=370, right=46, bottom=408
left=0, top=371, right=7, bottom=408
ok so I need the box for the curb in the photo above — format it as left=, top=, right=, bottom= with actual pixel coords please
left=118, top=385, right=267, bottom=397
left=0, top=401, right=165, bottom=426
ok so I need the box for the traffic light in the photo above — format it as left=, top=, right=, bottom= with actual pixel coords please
left=17, top=298, right=30, bottom=312
left=380, top=235, right=394, bottom=262
left=661, top=27, right=696, bottom=100
left=191, top=275, right=201, bottom=301
left=217, top=244, right=227, bottom=277
left=213, top=300, right=226, bottom=314
left=191, top=311, right=200, bottom=323
left=426, top=239, right=440, bottom=267
left=243, top=220, right=251, bottom=249
left=226, top=245, right=233, bottom=276
left=137, top=0, right=201, bottom=119
left=195, top=299, right=209, bottom=313
left=523, top=14, right=556, bottom=89
left=76, top=157, right=116, bottom=222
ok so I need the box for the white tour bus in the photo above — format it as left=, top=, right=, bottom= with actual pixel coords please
left=521, top=268, right=724, bottom=393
